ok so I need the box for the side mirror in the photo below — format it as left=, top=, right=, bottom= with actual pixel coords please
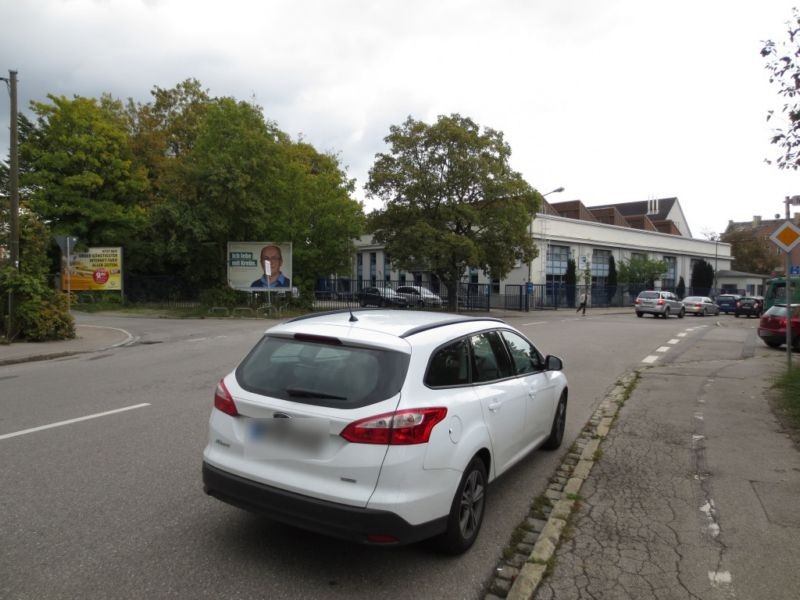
left=545, top=355, right=563, bottom=371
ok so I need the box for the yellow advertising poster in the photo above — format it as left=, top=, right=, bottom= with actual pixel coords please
left=62, top=247, right=123, bottom=291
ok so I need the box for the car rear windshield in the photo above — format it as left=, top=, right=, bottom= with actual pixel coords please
left=236, top=335, right=410, bottom=408
left=638, top=292, right=659, bottom=299
left=764, top=305, right=791, bottom=317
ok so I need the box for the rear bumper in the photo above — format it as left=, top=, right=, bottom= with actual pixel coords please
left=202, top=462, right=446, bottom=545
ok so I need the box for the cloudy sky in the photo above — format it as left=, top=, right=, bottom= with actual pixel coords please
left=2, top=0, right=799, bottom=237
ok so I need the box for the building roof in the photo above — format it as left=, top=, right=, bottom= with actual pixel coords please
left=590, top=197, right=678, bottom=221
left=541, top=197, right=689, bottom=238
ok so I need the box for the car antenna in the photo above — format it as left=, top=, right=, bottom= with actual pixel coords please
left=349, top=307, right=358, bottom=322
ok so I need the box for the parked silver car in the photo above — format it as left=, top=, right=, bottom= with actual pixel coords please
left=396, top=285, right=443, bottom=307
left=634, top=290, right=685, bottom=319
left=681, top=296, right=720, bottom=317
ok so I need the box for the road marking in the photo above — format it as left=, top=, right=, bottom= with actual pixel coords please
left=0, top=403, right=151, bottom=441
left=520, top=321, right=546, bottom=326
left=668, top=338, right=680, bottom=344
left=677, top=333, right=687, bottom=337
left=642, top=355, right=659, bottom=364
left=656, top=346, right=670, bottom=353
left=708, top=571, right=732, bottom=586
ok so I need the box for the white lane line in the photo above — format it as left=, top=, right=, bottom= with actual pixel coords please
left=656, top=346, right=670, bottom=353
left=520, top=322, right=546, bottom=326
left=668, top=338, right=680, bottom=344
left=0, top=403, right=151, bottom=441
left=677, top=333, right=687, bottom=337
left=79, top=324, right=136, bottom=348
left=642, top=355, right=659, bottom=364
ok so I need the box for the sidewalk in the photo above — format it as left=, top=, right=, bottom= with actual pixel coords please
left=504, top=318, right=800, bottom=599
left=0, top=324, right=133, bottom=366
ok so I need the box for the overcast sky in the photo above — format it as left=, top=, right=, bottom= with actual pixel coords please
left=2, top=0, right=799, bottom=237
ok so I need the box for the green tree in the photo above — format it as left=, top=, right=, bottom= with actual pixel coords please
left=619, top=256, right=667, bottom=290
left=690, top=259, right=715, bottom=295
left=607, top=254, right=618, bottom=303
left=762, top=8, right=800, bottom=170
left=23, top=94, right=149, bottom=247
left=366, top=114, right=540, bottom=310
left=676, top=275, right=686, bottom=299
left=151, top=96, right=364, bottom=294
left=565, top=258, right=577, bottom=307
left=721, top=228, right=779, bottom=274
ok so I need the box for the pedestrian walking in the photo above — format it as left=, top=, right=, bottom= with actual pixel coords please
left=576, top=291, right=587, bottom=315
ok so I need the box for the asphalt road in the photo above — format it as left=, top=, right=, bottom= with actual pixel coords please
left=0, top=309, right=718, bottom=599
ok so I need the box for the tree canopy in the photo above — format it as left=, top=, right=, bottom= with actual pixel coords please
left=721, top=228, right=780, bottom=274
left=618, top=256, right=667, bottom=289
left=366, top=114, right=541, bottom=308
left=11, top=80, right=365, bottom=297
left=762, top=8, right=800, bottom=170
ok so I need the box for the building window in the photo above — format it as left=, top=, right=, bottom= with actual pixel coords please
left=384, top=254, right=391, bottom=282
left=492, top=277, right=500, bottom=293
left=546, top=245, right=570, bottom=285
left=370, top=252, right=377, bottom=286
left=591, top=249, right=610, bottom=287
left=662, top=256, right=676, bottom=289
left=357, top=253, right=363, bottom=285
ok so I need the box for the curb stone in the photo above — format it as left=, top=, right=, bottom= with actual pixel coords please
left=483, top=372, right=639, bottom=600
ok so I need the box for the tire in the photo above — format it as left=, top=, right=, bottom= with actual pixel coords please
left=678, top=308, right=685, bottom=319
left=436, top=457, right=487, bottom=555
left=734, top=313, right=740, bottom=318
left=542, top=393, right=567, bottom=451
left=663, top=308, right=670, bottom=319
left=636, top=312, right=643, bottom=318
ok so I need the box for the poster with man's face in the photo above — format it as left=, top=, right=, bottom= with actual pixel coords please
left=227, top=242, right=293, bottom=290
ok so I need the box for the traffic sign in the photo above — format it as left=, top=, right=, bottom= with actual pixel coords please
left=769, top=221, right=800, bottom=252
left=791, top=265, right=800, bottom=276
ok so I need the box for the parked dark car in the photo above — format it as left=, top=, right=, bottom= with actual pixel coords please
left=358, top=287, right=409, bottom=308
left=715, top=294, right=741, bottom=314
left=757, top=304, right=800, bottom=349
left=734, top=296, right=764, bottom=318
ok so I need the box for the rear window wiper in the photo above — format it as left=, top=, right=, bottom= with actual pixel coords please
left=285, top=387, right=347, bottom=401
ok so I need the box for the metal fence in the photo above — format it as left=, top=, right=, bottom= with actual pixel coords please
left=56, top=274, right=740, bottom=313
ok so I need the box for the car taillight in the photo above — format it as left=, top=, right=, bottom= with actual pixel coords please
left=214, top=379, right=239, bottom=416
left=695, top=303, right=702, bottom=308
left=657, top=299, right=665, bottom=305
left=340, top=408, right=447, bottom=445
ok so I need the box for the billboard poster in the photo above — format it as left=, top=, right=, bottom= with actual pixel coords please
left=227, top=242, right=293, bottom=290
left=62, top=247, right=123, bottom=291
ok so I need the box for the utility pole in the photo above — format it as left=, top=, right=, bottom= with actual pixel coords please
left=2, top=70, right=19, bottom=269
left=2, top=70, right=19, bottom=339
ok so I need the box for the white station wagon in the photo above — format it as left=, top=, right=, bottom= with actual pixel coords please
left=203, top=310, right=568, bottom=554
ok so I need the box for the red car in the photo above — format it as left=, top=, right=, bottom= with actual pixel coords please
left=757, top=304, right=800, bottom=349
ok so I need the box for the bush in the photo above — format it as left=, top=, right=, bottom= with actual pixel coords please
left=0, top=267, right=75, bottom=341
left=198, top=286, right=247, bottom=308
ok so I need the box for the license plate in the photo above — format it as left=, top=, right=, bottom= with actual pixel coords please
left=246, top=417, right=328, bottom=459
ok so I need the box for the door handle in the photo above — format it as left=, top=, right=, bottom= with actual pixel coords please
left=487, top=401, right=502, bottom=412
